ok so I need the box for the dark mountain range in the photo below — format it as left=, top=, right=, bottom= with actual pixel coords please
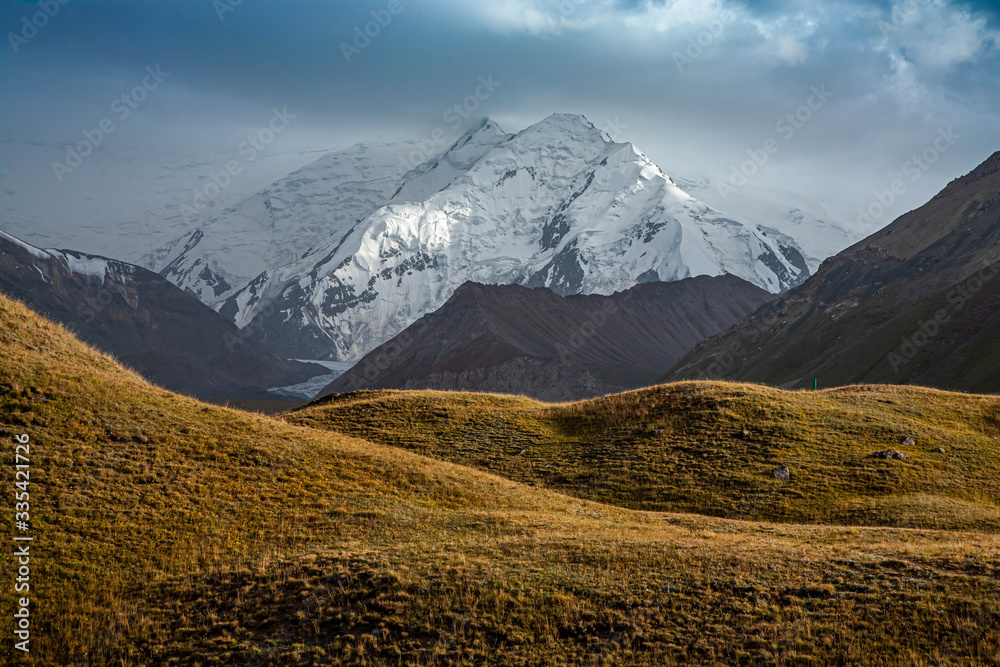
left=0, top=229, right=325, bottom=398
left=664, top=151, right=1000, bottom=392
left=317, top=275, right=771, bottom=402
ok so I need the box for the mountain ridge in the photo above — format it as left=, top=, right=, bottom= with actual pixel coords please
left=0, top=228, right=325, bottom=398
left=318, top=274, right=771, bottom=401
left=664, top=150, right=1000, bottom=391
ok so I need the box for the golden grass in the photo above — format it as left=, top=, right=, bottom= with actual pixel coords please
left=2, top=292, right=1000, bottom=665
left=287, top=385, right=1000, bottom=531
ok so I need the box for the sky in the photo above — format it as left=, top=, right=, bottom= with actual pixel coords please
left=1, top=0, right=999, bottom=256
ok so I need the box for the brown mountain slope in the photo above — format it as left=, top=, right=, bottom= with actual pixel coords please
left=0, top=229, right=323, bottom=398
left=319, top=275, right=771, bottom=401
left=664, top=151, right=1000, bottom=391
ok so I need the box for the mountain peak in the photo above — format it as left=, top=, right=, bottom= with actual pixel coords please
left=514, top=113, right=610, bottom=145
left=474, top=117, right=505, bottom=133
left=450, top=117, right=508, bottom=150
left=438, top=117, right=509, bottom=158
left=542, top=112, right=596, bottom=127
left=155, top=111, right=814, bottom=363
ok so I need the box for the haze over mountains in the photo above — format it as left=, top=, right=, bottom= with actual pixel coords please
left=144, top=114, right=832, bottom=362
left=672, top=175, right=866, bottom=273
left=667, top=152, right=1000, bottom=393
left=0, top=113, right=875, bottom=403
left=0, top=133, right=333, bottom=262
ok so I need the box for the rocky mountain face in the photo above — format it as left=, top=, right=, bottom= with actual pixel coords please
left=148, top=115, right=810, bottom=362
left=316, top=274, right=771, bottom=402
left=0, top=229, right=325, bottom=398
left=664, top=152, right=1000, bottom=393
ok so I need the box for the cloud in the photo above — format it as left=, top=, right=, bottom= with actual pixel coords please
left=1, top=0, right=998, bottom=237
left=472, top=0, right=574, bottom=35
left=624, top=0, right=743, bottom=33
left=747, top=13, right=817, bottom=65
left=884, top=52, right=937, bottom=113
left=436, top=0, right=747, bottom=37
left=436, top=0, right=999, bottom=69
left=878, top=0, right=1000, bottom=70
left=432, top=0, right=817, bottom=68
left=439, top=0, right=619, bottom=35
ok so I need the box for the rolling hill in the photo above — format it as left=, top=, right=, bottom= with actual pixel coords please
left=3, top=290, right=1000, bottom=665
left=291, top=384, right=1000, bottom=531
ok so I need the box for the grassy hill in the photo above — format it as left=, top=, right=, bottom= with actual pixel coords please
left=3, top=290, right=1000, bottom=665
left=288, top=386, right=1000, bottom=532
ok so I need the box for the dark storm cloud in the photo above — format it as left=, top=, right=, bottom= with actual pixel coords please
left=2, top=0, right=999, bottom=221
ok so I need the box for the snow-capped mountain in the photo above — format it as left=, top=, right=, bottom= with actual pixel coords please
left=151, top=114, right=810, bottom=361
left=144, top=126, right=509, bottom=305
left=142, top=140, right=429, bottom=302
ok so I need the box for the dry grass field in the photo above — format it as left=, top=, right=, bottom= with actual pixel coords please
left=2, top=291, right=1000, bottom=665
left=288, top=386, right=1000, bottom=531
